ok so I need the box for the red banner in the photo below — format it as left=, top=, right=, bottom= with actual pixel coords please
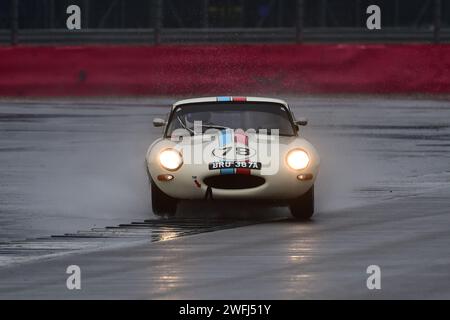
left=0, top=44, right=449, bottom=96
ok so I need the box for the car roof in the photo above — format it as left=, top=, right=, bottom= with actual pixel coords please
left=172, top=96, right=289, bottom=109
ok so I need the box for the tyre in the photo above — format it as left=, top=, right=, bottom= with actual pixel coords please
left=289, top=185, right=314, bottom=220
left=148, top=171, right=178, bottom=216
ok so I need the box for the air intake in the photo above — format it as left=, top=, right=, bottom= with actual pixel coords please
left=203, top=175, right=265, bottom=189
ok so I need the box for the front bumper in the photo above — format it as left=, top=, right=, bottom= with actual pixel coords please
left=150, top=165, right=317, bottom=200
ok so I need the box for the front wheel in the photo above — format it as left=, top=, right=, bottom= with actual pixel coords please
left=150, top=178, right=178, bottom=217
left=289, top=185, right=314, bottom=220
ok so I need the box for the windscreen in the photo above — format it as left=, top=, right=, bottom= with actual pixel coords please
left=166, top=102, right=296, bottom=137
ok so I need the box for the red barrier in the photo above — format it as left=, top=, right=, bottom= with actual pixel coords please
left=0, top=44, right=449, bottom=96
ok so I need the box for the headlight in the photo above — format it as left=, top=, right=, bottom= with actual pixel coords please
left=286, top=149, right=310, bottom=170
left=159, top=149, right=183, bottom=171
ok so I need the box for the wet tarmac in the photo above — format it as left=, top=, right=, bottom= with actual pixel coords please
left=0, top=96, right=449, bottom=298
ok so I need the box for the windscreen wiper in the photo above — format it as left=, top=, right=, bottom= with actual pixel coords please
left=177, top=115, right=195, bottom=135
left=199, top=124, right=232, bottom=131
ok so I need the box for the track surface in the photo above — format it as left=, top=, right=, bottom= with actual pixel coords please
left=0, top=96, right=449, bottom=298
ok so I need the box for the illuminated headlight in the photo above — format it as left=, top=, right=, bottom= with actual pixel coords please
left=286, top=149, right=310, bottom=170
left=159, top=149, right=183, bottom=171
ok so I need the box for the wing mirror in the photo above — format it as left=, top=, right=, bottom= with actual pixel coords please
left=295, top=118, right=308, bottom=126
left=153, top=118, right=166, bottom=127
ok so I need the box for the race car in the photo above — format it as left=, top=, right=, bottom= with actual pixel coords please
left=145, top=96, right=320, bottom=219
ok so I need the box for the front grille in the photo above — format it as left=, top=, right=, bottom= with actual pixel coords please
left=203, top=175, right=265, bottom=189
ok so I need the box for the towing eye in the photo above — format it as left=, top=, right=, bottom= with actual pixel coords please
left=204, top=186, right=213, bottom=200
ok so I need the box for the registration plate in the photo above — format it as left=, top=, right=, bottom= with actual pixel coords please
left=208, top=161, right=261, bottom=170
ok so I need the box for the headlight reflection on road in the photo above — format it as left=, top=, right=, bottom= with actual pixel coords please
left=158, top=231, right=178, bottom=241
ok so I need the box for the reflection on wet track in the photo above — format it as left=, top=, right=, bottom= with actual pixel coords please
left=0, top=217, right=280, bottom=266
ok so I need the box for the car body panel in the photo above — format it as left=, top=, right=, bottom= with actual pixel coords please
left=173, top=96, right=289, bottom=109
